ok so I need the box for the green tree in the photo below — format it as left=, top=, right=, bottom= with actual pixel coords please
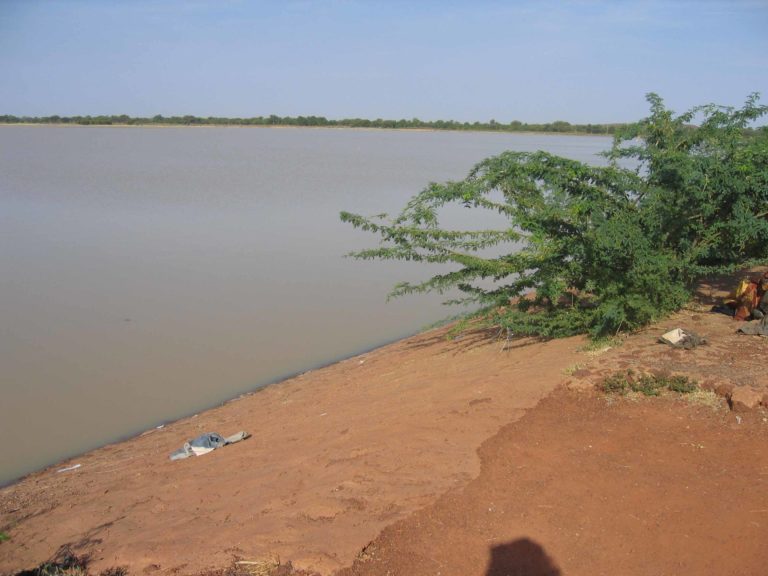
left=341, top=94, right=768, bottom=338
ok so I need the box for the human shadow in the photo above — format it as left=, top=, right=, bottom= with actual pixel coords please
left=485, top=538, right=562, bottom=576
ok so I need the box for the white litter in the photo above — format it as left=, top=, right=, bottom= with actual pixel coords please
left=660, top=328, right=686, bottom=345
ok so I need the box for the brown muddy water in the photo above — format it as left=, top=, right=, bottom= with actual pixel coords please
left=0, top=126, right=610, bottom=485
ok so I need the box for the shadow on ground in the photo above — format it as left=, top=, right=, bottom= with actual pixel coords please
left=485, top=538, right=561, bottom=576
left=403, top=326, right=546, bottom=356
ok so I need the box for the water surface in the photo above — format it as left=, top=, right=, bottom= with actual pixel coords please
left=0, top=126, right=610, bottom=484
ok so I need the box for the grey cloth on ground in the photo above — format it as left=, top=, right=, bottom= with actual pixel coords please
left=169, top=431, right=250, bottom=461
left=738, top=315, right=768, bottom=336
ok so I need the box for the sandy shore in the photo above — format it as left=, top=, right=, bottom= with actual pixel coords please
left=0, top=327, right=586, bottom=574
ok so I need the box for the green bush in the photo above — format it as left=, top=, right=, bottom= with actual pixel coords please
left=601, top=371, right=631, bottom=395
left=341, top=94, right=768, bottom=337
left=664, top=375, right=698, bottom=394
left=631, top=375, right=666, bottom=396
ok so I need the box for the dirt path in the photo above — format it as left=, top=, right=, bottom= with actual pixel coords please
left=0, top=328, right=585, bottom=575
left=339, top=390, right=768, bottom=576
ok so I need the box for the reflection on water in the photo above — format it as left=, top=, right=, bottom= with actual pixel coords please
left=0, top=126, right=610, bottom=484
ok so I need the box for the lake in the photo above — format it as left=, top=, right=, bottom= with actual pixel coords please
left=0, top=126, right=611, bottom=485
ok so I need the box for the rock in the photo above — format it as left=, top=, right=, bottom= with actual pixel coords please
left=715, top=381, right=735, bottom=398
left=729, top=386, right=762, bottom=412
left=762, top=393, right=768, bottom=408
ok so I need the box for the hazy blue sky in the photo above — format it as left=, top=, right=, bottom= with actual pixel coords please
left=1, top=0, right=767, bottom=123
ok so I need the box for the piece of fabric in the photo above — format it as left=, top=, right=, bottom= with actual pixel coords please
left=725, top=277, right=763, bottom=321
left=735, top=281, right=759, bottom=321
left=720, top=273, right=768, bottom=321
left=169, top=431, right=250, bottom=461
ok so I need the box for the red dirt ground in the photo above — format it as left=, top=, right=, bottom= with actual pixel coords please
left=339, top=390, right=768, bottom=576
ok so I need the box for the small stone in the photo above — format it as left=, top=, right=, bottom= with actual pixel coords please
left=761, top=393, right=768, bottom=408
left=730, top=386, right=762, bottom=412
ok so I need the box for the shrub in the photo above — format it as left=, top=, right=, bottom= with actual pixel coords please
left=631, top=375, right=666, bottom=396
left=341, top=93, right=768, bottom=337
left=664, top=375, right=698, bottom=394
left=601, top=371, right=631, bottom=395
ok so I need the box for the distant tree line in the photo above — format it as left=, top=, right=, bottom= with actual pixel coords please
left=0, top=113, right=625, bottom=134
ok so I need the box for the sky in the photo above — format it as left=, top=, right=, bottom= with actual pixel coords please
left=1, top=0, right=767, bottom=123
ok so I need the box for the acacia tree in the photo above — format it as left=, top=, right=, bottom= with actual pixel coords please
left=340, top=94, right=768, bottom=337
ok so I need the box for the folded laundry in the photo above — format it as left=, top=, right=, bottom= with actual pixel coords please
left=169, top=431, right=250, bottom=461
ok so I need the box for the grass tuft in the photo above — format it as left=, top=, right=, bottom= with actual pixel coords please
left=665, top=375, right=698, bottom=394
left=600, top=370, right=699, bottom=397
left=579, top=336, right=623, bottom=356
left=230, top=558, right=282, bottom=576
left=563, top=363, right=585, bottom=376
left=684, top=389, right=726, bottom=410
left=601, top=371, right=631, bottom=395
left=632, top=374, right=666, bottom=396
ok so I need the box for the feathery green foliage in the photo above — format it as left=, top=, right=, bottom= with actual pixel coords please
left=341, top=94, right=768, bottom=337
